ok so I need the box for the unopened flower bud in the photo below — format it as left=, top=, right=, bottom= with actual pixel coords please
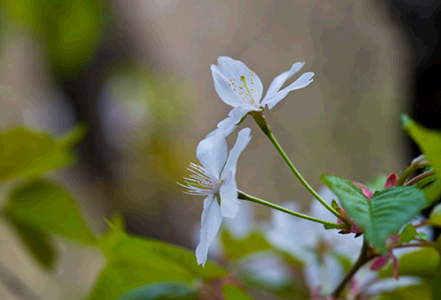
left=411, top=154, right=430, bottom=169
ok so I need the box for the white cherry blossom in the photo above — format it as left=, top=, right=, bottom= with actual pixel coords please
left=181, top=127, right=251, bottom=266
left=211, top=56, right=314, bottom=129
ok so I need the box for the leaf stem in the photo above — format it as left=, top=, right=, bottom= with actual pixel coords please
left=331, top=240, right=376, bottom=299
left=404, top=170, right=436, bottom=187
left=392, top=242, right=435, bottom=249
left=396, top=165, right=417, bottom=186
left=237, top=191, right=347, bottom=228
left=250, top=112, right=345, bottom=223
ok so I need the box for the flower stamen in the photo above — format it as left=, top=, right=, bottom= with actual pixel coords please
left=240, top=75, right=255, bottom=104
left=179, top=162, right=221, bottom=195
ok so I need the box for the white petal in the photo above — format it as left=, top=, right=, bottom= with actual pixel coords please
left=211, top=65, right=243, bottom=107
left=261, top=72, right=314, bottom=110
left=196, top=128, right=228, bottom=177
left=211, top=57, right=264, bottom=105
left=192, top=223, right=223, bottom=260
left=240, top=253, right=291, bottom=288
left=217, top=105, right=257, bottom=129
left=222, top=127, right=252, bottom=175
left=195, top=195, right=223, bottom=266
left=264, top=62, right=305, bottom=98
left=219, top=170, right=240, bottom=218
left=304, top=255, right=343, bottom=293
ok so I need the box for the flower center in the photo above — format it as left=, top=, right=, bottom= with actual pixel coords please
left=180, top=162, right=221, bottom=196
left=228, top=71, right=259, bottom=107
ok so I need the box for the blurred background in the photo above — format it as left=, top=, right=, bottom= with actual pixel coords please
left=0, top=0, right=440, bottom=299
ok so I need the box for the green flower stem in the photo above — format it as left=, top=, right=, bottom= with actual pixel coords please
left=237, top=191, right=347, bottom=229
left=250, top=112, right=346, bottom=223
left=396, top=165, right=417, bottom=186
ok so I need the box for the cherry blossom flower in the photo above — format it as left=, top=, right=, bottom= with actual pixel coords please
left=181, top=127, right=251, bottom=266
left=211, top=56, right=314, bottom=130
left=265, top=187, right=363, bottom=294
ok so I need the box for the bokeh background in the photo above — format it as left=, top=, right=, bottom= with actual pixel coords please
left=0, top=0, right=440, bottom=299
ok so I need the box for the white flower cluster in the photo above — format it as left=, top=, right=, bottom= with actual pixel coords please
left=182, top=56, right=314, bottom=266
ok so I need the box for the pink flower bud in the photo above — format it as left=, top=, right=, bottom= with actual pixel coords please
left=384, top=172, right=398, bottom=188
left=370, top=256, right=390, bottom=271
left=353, top=182, right=373, bottom=199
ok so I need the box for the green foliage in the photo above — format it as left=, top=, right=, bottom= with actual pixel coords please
left=427, top=204, right=441, bottom=227
left=321, top=175, right=427, bottom=253
left=379, top=248, right=440, bottom=279
left=114, top=282, right=198, bottom=300
left=44, top=0, right=104, bottom=76
left=377, top=283, right=432, bottom=300
left=428, top=236, right=441, bottom=300
left=222, top=284, right=254, bottom=300
left=8, top=217, right=56, bottom=270
left=402, top=115, right=441, bottom=205
left=221, top=229, right=304, bottom=268
left=331, top=199, right=339, bottom=210
left=91, top=223, right=227, bottom=300
left=399, top=224, right=418, bottom=243
left=330, top=251, right=352, bottom=272
left=5, top=179, right=96, bottom=245
left=2, top=0, right=104, bottom=76
left=221, top=230, right=272, bottom=260
left=0, top=125, right=86, bottom=181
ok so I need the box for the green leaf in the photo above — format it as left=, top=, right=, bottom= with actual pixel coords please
left=377, top=283, right=432, bottom=300
left=430, top=237, right=441, bottom=299
left=222, top=285, right=254, bottom=300
left=88, top=258, right=194, bottom=300
left=92, top=226, right=226, bottom=300
left=427, top=203, right=441, bottom=227
left=7, top=217, right=56, bottom=270
left=400, top=224, right=418, bottom=243
left=44, top=0, right=104, bottom=76
left=6, top=179, right=96, bottom=244
left=402, top=115, right=441, bottom=205
left=221, top=230, right=272, bottom=260
left=330, top=251, right=353, bottom=272
left=100, top=225, right=226, bottom=281
left=0, top=125, right=86, bottom=181
left=55, top=123, right=87, bottom=149
left=321, top=175, right=427, bottom=253
left=114, top=282, right=197, bottom=300
left=379, top=248, right=440, bottom=279
left=331, top=199, right=339, bottom=210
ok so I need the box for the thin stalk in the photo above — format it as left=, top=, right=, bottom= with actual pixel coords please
left=396, top=165, right=417, bottom=186
left=392, top=242, right=435, bottom=249
left=238, top=191, right=347, bottom=229
left=404, top=169, right=436, bottom=186
left=332, top=240, right=376, bottom=299
left=250, top=112, right=344, bottom=222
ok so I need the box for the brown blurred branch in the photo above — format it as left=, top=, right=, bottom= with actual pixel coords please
left=0, top=261, right=43, bottom=300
